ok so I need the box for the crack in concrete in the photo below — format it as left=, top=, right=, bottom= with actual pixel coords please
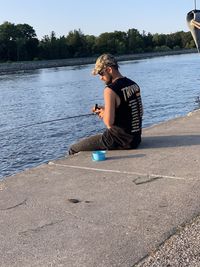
left=133, top=176, right=163, bottom=185
left=0, top=198, right=27, bottom=211
left=19, top=219, right=64, bottom=236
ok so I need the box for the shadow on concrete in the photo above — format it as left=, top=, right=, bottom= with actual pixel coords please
left=141, top=135, right=200, bottom=149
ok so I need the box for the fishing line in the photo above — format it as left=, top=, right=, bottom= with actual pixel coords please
left=0, top=112, right=95, bottom=134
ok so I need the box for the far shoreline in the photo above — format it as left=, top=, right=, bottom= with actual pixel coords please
left=0, top=49, right=197, bottom=74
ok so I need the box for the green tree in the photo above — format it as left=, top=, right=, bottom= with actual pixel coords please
left=152, top=33, right=166, bottom=47
left=94, top=31, right=127, bottom=55
left=142, top=31, right=153, bottom=52
left=0, top=22, right=38, bottom=61
left=16, top=23, right=36, bottom=39
left=66, top=29, right=87, bottom=57
left=15, top=24, right=38, bottom=60
left=127, top=28, right=144, bottom=53
left=0, top=22, right=17, bottom=60
left=57, top=36, right=70, bottom=59
left=39, top=33, right=56, bottom=59
left=39, top=32, right=70, bottom=59
left=178, top=31, right=195, bottom=49
left=84, top=35, right=96, bottom=55
left=0, top=21, right=196, bottom=62
left=111, top=31, right=127, bottom=54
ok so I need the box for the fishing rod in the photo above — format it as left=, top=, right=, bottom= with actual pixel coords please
left=0, top=112, right=95, bottom=135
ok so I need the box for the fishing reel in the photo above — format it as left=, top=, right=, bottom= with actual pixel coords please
left=93, top=103, right=101, bottom=115
left=94, top=104, right=100, bottom=111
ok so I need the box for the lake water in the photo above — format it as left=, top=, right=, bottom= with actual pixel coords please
left=0, top=53, right=199, bottom=179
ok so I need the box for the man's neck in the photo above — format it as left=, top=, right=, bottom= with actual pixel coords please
left=112, top=71, right=124, bottom=83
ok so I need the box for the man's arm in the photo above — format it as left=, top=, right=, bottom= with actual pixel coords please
left=102, top=87, right=116, bottom=128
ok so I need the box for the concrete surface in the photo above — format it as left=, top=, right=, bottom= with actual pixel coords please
left=0, top=109, right=200, bottom=267
left=136, top=215, right=200, bottom=267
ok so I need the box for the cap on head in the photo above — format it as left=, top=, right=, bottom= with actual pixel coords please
left=92, top=53, right=119, bottom=75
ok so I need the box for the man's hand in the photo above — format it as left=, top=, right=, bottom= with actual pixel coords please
left=92, top=105, right=104, bottom=119
left=97, top=107, right=104, bottom=119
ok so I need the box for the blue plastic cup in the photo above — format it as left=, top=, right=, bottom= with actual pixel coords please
left=92, top=150, right=106, bottom=161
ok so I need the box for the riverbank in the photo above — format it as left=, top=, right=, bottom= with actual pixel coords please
left=0, top=49, right=197, bottom=74
left=0, top=109, right=200, bottom=266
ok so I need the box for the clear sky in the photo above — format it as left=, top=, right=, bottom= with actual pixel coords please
left=0, top=0, right=197, bottom=39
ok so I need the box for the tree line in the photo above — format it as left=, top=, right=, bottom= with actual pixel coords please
left=0, top=21, right=195, bottom=62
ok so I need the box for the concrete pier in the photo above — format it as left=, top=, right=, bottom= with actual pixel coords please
left=0, top=110, right=200, bottom=267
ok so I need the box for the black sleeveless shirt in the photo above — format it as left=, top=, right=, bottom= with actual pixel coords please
left=102, top=77, right=143, bottom=149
